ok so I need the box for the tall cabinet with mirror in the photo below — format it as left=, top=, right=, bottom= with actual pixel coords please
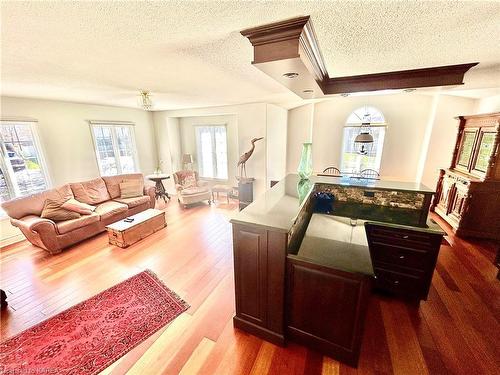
left=431, top=112, right=500, bottom=240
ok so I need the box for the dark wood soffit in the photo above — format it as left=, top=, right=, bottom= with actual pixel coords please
left=241, top=16, right=479, bottom=95
left=241, top=15, right=328, bottom=83
left=323, top=63, right=479, bottom=94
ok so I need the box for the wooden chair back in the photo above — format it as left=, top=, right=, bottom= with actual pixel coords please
left=359, top=169, right=380, bottom=179
left=322, top=167, right=342, bottom=176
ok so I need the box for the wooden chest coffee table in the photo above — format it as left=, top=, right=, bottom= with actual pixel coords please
left=105, top=208, right=166, bottom=248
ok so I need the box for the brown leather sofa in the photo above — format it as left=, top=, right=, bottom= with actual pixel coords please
left=1, top=173, right=155, bottom=254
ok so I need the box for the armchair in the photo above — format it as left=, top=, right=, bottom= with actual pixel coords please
left=173, top=170, right=212, bottom=207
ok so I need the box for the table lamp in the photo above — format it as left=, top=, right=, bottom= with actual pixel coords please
left=182, top=154, right=193, bottom=170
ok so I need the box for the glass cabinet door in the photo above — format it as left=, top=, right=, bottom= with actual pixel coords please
left=471, top=129, right=496, bottom=176
left=456, top=129, right=478, bottom=172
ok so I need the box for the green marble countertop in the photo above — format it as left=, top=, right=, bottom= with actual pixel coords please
left=230, top=174, right=438, bottom=233
left=292, top=214, right=374, bottom=276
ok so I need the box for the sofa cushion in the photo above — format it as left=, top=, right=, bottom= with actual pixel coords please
left=114, top=195, right=151, bottom=208
left=70, top=178, right=111, bottom=205
left=41, top=197, right=81, bottom=222
left=102, top=174, right=144, bottom=199
left=61, top=198, right=96, bottom=215
left=120, top=180, right=143, bottom=198
left=94, top=201, right=128, bottom=221
left=56, top=213, right=99, bottom=234
left=181, top=186, right=209, bottom=196
left=1, top=184, right=73, bottom=219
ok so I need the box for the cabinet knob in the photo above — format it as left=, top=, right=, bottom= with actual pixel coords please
left=394, top=280, right=399, bottom=285
left=399, top=255, right=405, bottom=259
left=403, top=235, right=409, bottom=239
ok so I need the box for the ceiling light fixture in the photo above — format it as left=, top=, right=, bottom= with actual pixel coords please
left=340, top=93, right=349, bottom=97
left=403, top=88, right=416, bottom=93
left=303, top=89, right=314, bottom=93
left=354, top=113, right=374, bottom=155
left=138, top=90, right=153, bottom=111
left=283, top=72, right=299, bottom=78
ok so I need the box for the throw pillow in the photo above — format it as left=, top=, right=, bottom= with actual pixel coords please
left=61, top=198, right=96, bottom=215
left=70, top=178, right=111, bottom=205
left=120, top=180, right=143, bottom=199
left=182, top=174, right=197, bottom=188
left=41, top=198, right=81, bottom=221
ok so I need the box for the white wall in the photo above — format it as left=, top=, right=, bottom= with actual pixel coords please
left=420, top=95, right=476, bottom=188
left=474, top=95, right=500, bottom=113
left=1, top=96, right=157, bottom=245
left=154, top=103, right=269, bottom=197
left=266, top=104, right=288, bottom=185
left=286, top=103, right=314, bottom=174
left=1, top=96, right=157, bottom=185
left=179, top=115, right=238, bottom=186
left=151, top=114, right=180, bottom=193
left=286, top=93, right=478, bottom=187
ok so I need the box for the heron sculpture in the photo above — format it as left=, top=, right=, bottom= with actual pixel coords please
left=237, top=137, right=263, bottom=178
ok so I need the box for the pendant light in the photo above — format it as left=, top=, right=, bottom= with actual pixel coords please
left=354, top=113, right=374, bottom=155
left=138, top=91, right=153, bottom=111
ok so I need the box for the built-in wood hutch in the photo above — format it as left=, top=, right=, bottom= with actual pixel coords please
left=431, top=112, right=500, bottom=240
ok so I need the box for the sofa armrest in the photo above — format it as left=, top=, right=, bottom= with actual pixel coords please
left=197, top=180, right=209, bottom=188
left=11, top=217, right=57, bottom=233
left=10, top=216, right=62, bottom=253
left=175, top=184, right=184, bottom=191
left=144, top=185, right=156, bottom=208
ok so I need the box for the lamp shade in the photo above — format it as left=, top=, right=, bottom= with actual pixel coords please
left=354, top=132, right=374, bottom=143
left=182, top=154, right=193, bottom=164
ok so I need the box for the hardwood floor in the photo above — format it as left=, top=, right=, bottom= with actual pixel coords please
left=1, top=200, right=499, bottom=374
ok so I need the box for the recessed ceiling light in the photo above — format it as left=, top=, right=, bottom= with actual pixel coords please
left=340, top=93, right=349, bottom=97
left=283, top=72, right=299, bottom=78
left=403, top=88, right=416, bottom=93
left=303, top=89, right=314, bottom=93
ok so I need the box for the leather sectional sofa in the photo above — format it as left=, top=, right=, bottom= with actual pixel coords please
left=1, top=173, right=155, bottom=254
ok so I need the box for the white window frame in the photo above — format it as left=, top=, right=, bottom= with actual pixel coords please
left=0, top=119, right=51, bottom=216
left=194, top=124, right=228, bottom=180
left=89, top=121, right=140, bottom=176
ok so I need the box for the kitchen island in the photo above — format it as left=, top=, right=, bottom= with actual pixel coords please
left=230, top=174, right=444, bottom=367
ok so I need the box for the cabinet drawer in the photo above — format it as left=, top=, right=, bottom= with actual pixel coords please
left=370, top=243, right=431, bottom=270
left=373, top=267, right=425, bottom=297
left=369, top=227, right=433, bottom=249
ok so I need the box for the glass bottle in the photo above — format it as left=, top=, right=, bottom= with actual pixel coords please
left=297, top=142, right=313, bottom=180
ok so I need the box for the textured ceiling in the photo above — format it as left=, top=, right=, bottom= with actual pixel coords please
left=1, top=1, right=500, bottom=110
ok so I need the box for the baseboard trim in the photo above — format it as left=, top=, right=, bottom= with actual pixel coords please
left=0, top=234, right=25, bottom=248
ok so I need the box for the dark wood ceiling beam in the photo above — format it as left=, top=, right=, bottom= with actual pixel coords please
left=241, top=16, right=478, bottom=98
left=324, top=63, right=479, bottom=94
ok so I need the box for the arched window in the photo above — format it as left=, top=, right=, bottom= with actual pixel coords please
left=340, top=106, right=387, bottom=174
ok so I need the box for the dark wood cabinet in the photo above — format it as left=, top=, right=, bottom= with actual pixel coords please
left=232, top=224, right=287, bottom=345
left=231, top=175, right=444, bottom=367
left=365, top=223, right=442, bottom=300
left=286, top=257, right=371, bottom=367
left=432, top=112, right=500, bottom=240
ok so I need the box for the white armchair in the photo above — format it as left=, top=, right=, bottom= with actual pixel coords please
left=172, top=170, right=212, bottom=207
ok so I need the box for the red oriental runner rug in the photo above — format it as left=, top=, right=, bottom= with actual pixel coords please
left=0, top=270, right=189, bottom=374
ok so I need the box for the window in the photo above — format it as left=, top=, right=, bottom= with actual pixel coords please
left=1, top=121, right=49, bottom=212
left=90, top=122, right=138, bottom=176
left=195, top=125, right=228, bottom=179
left=340, top=106, right=386, bottom=173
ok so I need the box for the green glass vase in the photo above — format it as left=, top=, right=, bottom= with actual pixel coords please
left=297, top=142, right=313, bottom=180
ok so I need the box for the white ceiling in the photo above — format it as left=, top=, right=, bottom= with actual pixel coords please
left=1, top=1, right=500, bottom=111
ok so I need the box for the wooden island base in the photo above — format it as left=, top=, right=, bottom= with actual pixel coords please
left=230, top=174, right=444, bottom=367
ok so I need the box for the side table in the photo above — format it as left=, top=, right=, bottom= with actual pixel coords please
left=146, top=174, right=171, bottom=203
